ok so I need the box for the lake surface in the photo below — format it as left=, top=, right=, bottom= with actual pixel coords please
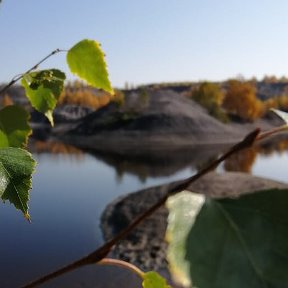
left=1, top=140, right=288, bottom=287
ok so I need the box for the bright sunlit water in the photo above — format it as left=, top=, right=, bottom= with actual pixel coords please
left=0, top=145, right=288, bottom=287
left=252, top=151, right=288, bottom=182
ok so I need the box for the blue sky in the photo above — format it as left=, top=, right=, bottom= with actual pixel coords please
left=1, top=0, right=288, bottom=88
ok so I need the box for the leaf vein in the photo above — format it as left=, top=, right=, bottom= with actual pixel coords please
left=215, top=201, right=268, bottom=287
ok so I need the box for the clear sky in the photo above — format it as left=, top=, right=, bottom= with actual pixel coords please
left=1, top=0, right=288, bottom=88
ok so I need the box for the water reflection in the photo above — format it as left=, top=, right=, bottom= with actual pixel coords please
left=29, top=139, right=84, bottom=159
left=224, top=137, right=288, bottom=174
left=87, top=145, right=227, bottom=182
left=224, top=147, right=257, bottom=173
left=29, top=137, right=288, bottom=180
left=3, top=136, right=288, bottom=287
left=29, top=139, right=229, bottom=181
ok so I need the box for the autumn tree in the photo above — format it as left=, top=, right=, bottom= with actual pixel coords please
left=191, top=82, right=228, bottom=122
left=58, top=80, right=118, bottom=109
left=262, top=75, right=278, bottom=83
left=222, top=80, right=263, bottom=121
left=191, top=82, right=223, bottom=107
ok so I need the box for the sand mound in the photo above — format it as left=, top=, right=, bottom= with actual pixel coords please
left=62, top=90, right=246, bottom=151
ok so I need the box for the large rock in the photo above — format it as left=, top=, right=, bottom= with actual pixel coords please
left=101, top=172, right=288, bottom=272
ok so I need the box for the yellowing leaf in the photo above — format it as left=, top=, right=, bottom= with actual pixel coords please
left=67, top=39, right=114, bottom=94
left=142, top=271, right=171, bottom=288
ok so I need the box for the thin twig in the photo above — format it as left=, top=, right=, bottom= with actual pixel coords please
left=168, top=128, right=261, bottom=195
left=0, top=49, right=66, bottom=96
left=256, top=124, right=288, bottom=141
left=20, top=128, right=261, bottom=288
left=98, top=258, right=145, bottom=279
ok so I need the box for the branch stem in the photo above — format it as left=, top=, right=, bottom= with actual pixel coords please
left=256, top=124, right=288, bottom=141
left=0, top=49, right=66, bottom=96
left=98, top=258, right=145, bottom=279
left=19, top=128, right=261, bottom=288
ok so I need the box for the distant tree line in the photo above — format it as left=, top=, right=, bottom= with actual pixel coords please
left=59, top=80, right=124, bottom=109
left=0, top=80, right=125, bottom=111
left=2, top=77, right=288, bottom=122
left=190, top=79, right=288, bottom=122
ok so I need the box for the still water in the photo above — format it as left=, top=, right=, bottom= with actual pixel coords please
left=0, top=141, right=288, bottom=287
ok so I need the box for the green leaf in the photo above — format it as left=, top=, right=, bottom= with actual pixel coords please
left=166, top=191, right=205, bottom=287
left=67, top=39, right=114, bottom=94
left=21, top=69, right=66, bottom=125
left=0, top=105, right=31, bottom=148
left=0, top=147, right=36, bottom=220
left=142, top=271, right=171, bottom=288
left=185, top=189, right=288, bottom=288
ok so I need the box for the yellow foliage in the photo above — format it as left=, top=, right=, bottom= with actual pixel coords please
left=263, top=94, right=288, bottom=113
left=191, top=82, right=224, bottom=107
left=58, top=80, right=118, bottom=110
left=223, top=80, right=263, bottom=121
left=1, top=94, right=14, bottom=107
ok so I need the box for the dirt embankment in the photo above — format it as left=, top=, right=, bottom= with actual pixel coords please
left=58, top=89, right=284, bottom=153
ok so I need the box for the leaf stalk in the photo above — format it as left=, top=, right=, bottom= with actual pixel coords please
left=0, top=49, right=66, bottom=96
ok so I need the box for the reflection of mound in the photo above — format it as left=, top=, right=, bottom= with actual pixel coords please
left=89, top=144, right=227, bottom=180
left=62, top=90, right=243, bottom=150
left=101, top=172, right=288, bottom=273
